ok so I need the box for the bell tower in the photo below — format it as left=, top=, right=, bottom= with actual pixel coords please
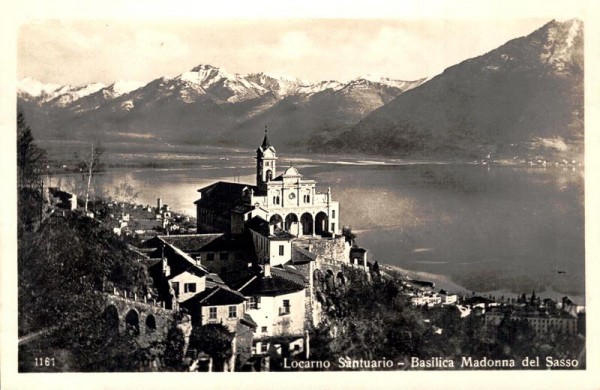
left=256, top=126, right=277, bottom=195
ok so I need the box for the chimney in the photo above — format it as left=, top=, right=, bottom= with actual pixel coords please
left=269, top=224, right=275, bottom=235
left=264, top=263, right=271, bottom=277
left=157, top=197, right=163, bottom=211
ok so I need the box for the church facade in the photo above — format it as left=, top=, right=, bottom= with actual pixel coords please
left=195, top=131, right=339, bottom=238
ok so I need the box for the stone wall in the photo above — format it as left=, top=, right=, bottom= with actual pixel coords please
left=307, top=236, right=350, bottom=265
left=104, top=292, right=173, bottom=346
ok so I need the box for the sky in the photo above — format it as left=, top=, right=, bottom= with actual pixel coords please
left=18, top=18, right=551, bottom=86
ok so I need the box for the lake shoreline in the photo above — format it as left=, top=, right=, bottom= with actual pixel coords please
left=381, top=263, right=585, bottom=306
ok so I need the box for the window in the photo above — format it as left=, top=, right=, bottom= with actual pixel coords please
left=249, top=296, right=260, bottom=310
left=184, top=283, right=196, bottom=293
left=261, top=343, right=268, bottom=353
left=261, top=326, right=268, bottom=333
left=171, top=282, right=180, bottom=296
left=228, top=306, right=237, bottom=318
left=209, top=307, right=217, bottom=319
left=279, top=245, right=285, bottom=256
left=219, top=252, right=228, bottom=261
left=331, top=223, right=336, bottom=232
left=280, top=299, right=291, bottom=315
left=206, top=253, right=215, bottom=261
left=304, top=194, right=310, bottom=203
left=332, top=210, right=336, bottom=218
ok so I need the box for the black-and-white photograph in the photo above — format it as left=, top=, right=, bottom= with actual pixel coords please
left=3, top=1, right=597, bottom=387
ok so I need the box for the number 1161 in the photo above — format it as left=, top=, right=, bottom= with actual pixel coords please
left=35, top=357, right=55, bottom=367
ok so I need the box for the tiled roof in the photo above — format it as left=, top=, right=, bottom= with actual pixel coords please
left=239, top=274, right=304, bottom=297
left=241, top=313, right=258, bottom=328
left=220, top=267, right=304, bottom=296
left=147, top=241, right=209, bottom=280
left=143, top=234, right=257, bottom=264
left=181, top=285, right=246, bottom=307
left=291, top=245, right=317, bottom=264
left=271, top=265, right=307, bottom=286
left=151, top=234, right=223, bottom=251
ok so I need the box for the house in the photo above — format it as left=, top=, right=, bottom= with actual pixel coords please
left=220, top=264, right=306, bottom=356
left=439, top=289, right=458, bottom=305
left=142, top=234, right=255, bottom=274
left=180, top=284, right=256, bottom=333
left=411, top=293, right=442, bottom=307
left=147, top=241, right=210, bottom=309
left=246, top=216, right=295, bottom=267
left=485, top=308, right=579, bottom=336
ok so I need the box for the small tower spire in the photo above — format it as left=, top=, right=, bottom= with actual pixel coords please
left=261, top=125, right=271, bottom=148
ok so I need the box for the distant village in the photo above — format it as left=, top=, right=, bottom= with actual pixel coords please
left=42, top=132, right=585, bottom=371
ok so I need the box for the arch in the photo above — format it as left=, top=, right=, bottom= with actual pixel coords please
left=146, top=314, right=157, bottom=334
left=336, top=271, right=346, bottom=286
left=325, top=269, right=335, bottom=290
left=315, top=212, right=329, bottom=235
left=313, top=269, right=323, bottom=282
left=102, top=305, right=119, bottom=333
left=300, top=213, right=313, bottom=235
left=269, top=214, right=283, bottom=227
left=125, top=309, right=140, bottom=336
left=284, top=213, right=298, bottom=231
left=266, top=170, right=273, bottom=181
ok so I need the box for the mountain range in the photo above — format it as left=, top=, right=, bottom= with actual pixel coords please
left=18, top=19, right=583, bottom=159
left=18, top=65, right=425, bottom=149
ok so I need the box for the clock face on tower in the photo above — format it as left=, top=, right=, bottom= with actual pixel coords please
left=288, top=193, right=296, bottom=200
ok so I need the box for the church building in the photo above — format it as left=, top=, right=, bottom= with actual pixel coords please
left=195, top=130, right=340, bottom=238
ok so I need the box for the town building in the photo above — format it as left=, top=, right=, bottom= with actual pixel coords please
left=484, top=308, right=579, bottom=336
left=195, top=129, right=339, bottom=237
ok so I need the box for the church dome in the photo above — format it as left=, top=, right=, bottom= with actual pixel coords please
left=283, top=166, right=301, bottom=177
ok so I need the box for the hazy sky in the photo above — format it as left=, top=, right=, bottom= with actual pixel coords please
left=19, top=18, right=550, bottom=86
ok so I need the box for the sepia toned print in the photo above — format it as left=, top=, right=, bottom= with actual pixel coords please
left=15, top=18, right=585, bottom=373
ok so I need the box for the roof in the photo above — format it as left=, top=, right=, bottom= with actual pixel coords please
left=219, top=267, right=304, bottom=297
left=181, top=285, right=246, bottom=307
left=147, top=241, right=209, bottom=280
left=241, top=275, right=304, bottom=296
left=193, top=182, right=256, bottom=213
left=241, top=313, right=258, bottom=328
left=291, top=245, right=317, bottom=264
left=146, top=234, right=223, bottom=251
left=246, top=216, right=295, bottom=240
left=271, top=265, right=307, bottom=286
left=143, top=233, right=257, bottom=263
left=261, top=131, right=271, bottom=149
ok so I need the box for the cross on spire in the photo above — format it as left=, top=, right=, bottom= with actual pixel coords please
left=261, top=125, right=271, bottom=148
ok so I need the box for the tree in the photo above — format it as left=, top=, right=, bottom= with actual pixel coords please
left=162, top=322, right=187, bottom=371
left=189, top=324, right=233, bottom=371
left=17, top=108, right=46, bottom=189
left=113, top=178, right=139, bottom=205
left=76, top=143, right=105, bottom=211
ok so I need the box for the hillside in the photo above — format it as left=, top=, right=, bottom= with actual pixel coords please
left=321, top=19, right=583, bottom=159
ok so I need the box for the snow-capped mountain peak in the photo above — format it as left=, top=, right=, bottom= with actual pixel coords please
left=107, top=81, right=145, bottom=97
left=18, top=77, right=64, bottom=99
left=244, top=72, right=306, bottom=96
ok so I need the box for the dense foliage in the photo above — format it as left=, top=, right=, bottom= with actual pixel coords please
left=310, top=267, right=584, bottom=369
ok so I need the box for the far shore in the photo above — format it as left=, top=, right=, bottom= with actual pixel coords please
left=381, top=263, right=585, bottom=306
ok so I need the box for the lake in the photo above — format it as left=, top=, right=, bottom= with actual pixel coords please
left=47, top=144, right=585, bottom=301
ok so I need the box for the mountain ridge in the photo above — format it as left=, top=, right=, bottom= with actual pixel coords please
left=315, top=18, right=583, bottom=159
